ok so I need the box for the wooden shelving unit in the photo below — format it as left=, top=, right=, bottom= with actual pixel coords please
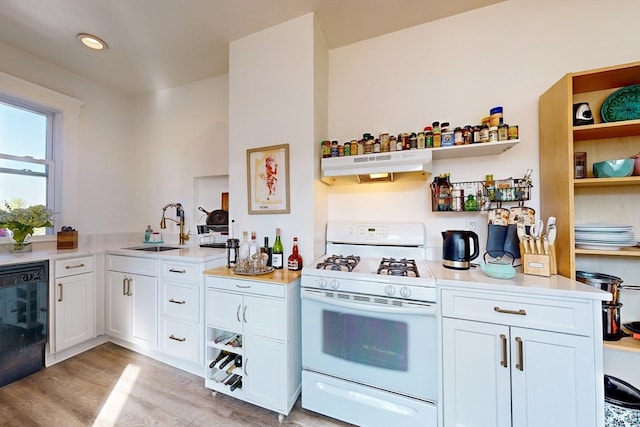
left=538, top=61, right=640, bottom=278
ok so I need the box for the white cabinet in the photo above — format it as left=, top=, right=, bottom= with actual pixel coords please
left=53, top=256, right=95, bottom=352
left=204, top=271, right=300, bottom=420
left=441, top=288, right=602, bottom=427
left=106, top=255, right=157, bottom=348
left=158, top=259, right=206, bottom=366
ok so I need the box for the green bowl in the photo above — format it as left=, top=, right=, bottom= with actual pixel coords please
left=592, top=159, right=634, bottom=178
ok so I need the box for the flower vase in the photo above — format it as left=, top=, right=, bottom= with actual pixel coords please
left=10, top=232, right=32, bottom=253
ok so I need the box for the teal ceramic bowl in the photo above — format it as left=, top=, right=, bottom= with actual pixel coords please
left=592, top=159, right=634, bottom=178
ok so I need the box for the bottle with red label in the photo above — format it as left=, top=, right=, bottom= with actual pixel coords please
left=287, top=237, right=303, bottom=271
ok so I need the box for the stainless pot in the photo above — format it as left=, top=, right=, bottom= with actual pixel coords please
left=576, top=271, right=623, bottom=304
left=604, top=375, right=640, bottom=426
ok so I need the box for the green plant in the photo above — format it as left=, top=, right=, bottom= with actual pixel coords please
left=0, top=203, right=54, bottom=249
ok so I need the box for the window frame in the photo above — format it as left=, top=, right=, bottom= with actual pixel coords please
left=0, top=72, right=84, bottom=242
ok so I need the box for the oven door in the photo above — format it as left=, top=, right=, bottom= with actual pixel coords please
left=301, top=288, right=437, bottom=402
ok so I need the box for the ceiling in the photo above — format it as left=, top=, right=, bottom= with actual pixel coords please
left=0, top=0, right=504, bottom=96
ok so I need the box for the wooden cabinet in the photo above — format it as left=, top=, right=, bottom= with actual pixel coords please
left=106, top=255, right=157, bottom=348
left=204, top=271, right=300, bottom=421
left=539, top=61, right=640, bottom=353
left=441, top=288, right=603, bottom=427
left=53, top=256, right=95, bottom=353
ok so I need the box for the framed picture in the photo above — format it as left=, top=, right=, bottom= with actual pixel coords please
left=246, top=143, right=290, bottom=214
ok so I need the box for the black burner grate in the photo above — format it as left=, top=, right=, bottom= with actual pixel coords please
left=377, top=258, right=419, bottom=277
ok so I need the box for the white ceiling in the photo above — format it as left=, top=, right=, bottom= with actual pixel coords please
left=0, top=0, right=504, bottom=96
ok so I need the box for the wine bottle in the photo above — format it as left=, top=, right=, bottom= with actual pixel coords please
left=225, top=373, right=239, bottom=386
left=230, top=377, right=243, bottom=391
left=272, top=228, right=284, bottom=269
left=219, top=353, right=236, bottom=369
left=287, top=236, right=303, bottom=271
left=209, top=351, right=229, bottom=369
left=261, top=236, right=272, bottom=267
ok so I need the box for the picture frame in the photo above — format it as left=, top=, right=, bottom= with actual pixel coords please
left=246, top=143, right=290, bottom=214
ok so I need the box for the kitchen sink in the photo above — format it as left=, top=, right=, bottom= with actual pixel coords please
left=125, top=245, right=182, bottom=252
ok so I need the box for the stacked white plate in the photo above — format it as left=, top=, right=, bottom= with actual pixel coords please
left=575, top=224, right=637, bottom=250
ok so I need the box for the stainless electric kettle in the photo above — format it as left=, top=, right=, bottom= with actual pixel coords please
left=442, top=230, right=479, bottom=270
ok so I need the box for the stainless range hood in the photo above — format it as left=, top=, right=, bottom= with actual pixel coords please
left=321, top=150, right=433, bottom=185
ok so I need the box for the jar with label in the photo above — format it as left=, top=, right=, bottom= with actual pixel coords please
left=454, top=127, right=463, bottom=145
left=480, top=125, right=490, bottom=143
left=472, top=125, right=482, bottom=144
left=432, top=122, right=442, bottom=148
left=463, top=125, right=472, bottom=144
left=396, top=135, right=403, bottom=151
left=409, top=133, right=417, bottom=150
left=489, top=106, right=503, bottom=127
left=338, top=144, right=344, bottom=157
left=357, top=139, right=365, bottom=155
left=508, top=125, right=519, bottom=140
left=373, top=138, right=381, bottom=153
left=441, top=131, right=454, bottom=147
left=498, top=124, right=508, bottom=141
left=464, top=194, right=479, bottom=211
left=364, top=137, right=374, bottom=154
left=351, top=140, right=358, bottom=156
left=389, top=135, right=397, bottom=151
left=321, top=141, right=331, bottom=158
left=451, top=187, right=464, bottom=211
left=380, top=133, right=390, bottom=152
left=417, top=132, right=426, bottom=149
left=344, top=142, right=351, bottom=156
left=488, top=126, right=499, bottom=142
left=331, top=140, right=339, bottom=157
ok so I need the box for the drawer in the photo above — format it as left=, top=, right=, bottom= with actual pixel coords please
left=55, top=256, right=94, bottom=278
left=107, top=255, right=158, bottom=276
left=441, top=289, right=593, bottom=336
left=160, top=260, right=202, bottom=284
left=206, top=276, right=285, bottom=298
left=160, top=281, right=199, bottom=322
left=159, top=319, right=201, bottom=364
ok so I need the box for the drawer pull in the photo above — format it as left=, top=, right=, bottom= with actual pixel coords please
left=169, top=268, right=186, bottom=274
left=169, top=298, right=186, bottom=305
left=516, top=337, right=524, bottom=371
left=65, top=263, right=85, bottom=269
left=235, top=284, right=251, bottom=289
left=494, top=306, right=526, bottom=316
left=500, top=334, right=508, bottom=368
left=58, top=283, right=64, bottom=302
left=169, top=334, right=186, bottom=342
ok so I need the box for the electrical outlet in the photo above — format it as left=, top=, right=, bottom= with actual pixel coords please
left=466, top=220, right=477, bottom=233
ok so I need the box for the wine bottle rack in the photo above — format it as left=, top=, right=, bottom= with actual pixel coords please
left=206, top=327, right=244, bottom=394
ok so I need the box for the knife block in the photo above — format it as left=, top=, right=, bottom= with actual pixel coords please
left=57, top=231, right=78, bottom=250
left=520, top=242, right=557, bottom=277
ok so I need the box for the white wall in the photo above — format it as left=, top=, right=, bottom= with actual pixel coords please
left=229, top=14, right=323, bottom=259
left=327, top=0, right=640, bottom=257
left=0, top=41, right=132, bottom=235
left=130, top=75, right=229, bottom=240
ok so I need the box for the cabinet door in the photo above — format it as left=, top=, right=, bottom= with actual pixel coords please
left=510, top=327, right=597, bottom=427
left=243, top=295, right=285, bottom=340
left=442, top=318, right=512, bottom=427
left=55, top=272, right=95, bottom=352
left=106, top=271, right=131, bottom=340
left=131, top=274, right=157, bottom=348
left=207, top=289, right=243, bottom=333
left=243, top=334, right=285, bottom=412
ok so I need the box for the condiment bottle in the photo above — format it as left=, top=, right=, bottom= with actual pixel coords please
left=287, top=237, right=303, bottom=271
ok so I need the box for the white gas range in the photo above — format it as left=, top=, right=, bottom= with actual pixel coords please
left=300, top=222, right=439, bottom=427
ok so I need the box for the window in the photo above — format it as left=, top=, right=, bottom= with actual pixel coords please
left=0, top=72, right=84, bottom=240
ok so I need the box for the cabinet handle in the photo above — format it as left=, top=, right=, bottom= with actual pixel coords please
left=169, top=268, right=186, bottom=273
left=169, top=334, right=186, bottom=342
left=58, top=283, right=64, bottom=302
left=122, top=278, right=127, bottom=296
left=169, top=298, right=186, bottom=304
left=515, top=337, right=524, bottom=371
left=243, top=305, right=247, bottom=323
left=500, top=334, right=508, bottom=368
left=65, top=263, right=85, bottom=270
left=126, top=278, right=133, bottom=296
left=494, top=306, right=526, bottom=316
left=236, top=304, right=241, bottom=322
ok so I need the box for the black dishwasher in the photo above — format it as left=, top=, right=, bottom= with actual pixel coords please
left=0, top=260, right=49, bottom=387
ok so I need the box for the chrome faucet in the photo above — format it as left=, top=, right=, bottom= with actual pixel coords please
left=160, top=202, right=190, bottom=245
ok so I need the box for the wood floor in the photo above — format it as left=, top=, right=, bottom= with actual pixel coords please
left=0, top=343, right=353, bottom=427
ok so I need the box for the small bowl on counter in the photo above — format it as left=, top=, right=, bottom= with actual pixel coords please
left=592, top=158, right=634, bottom=178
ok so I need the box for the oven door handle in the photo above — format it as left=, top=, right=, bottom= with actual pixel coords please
left=302, top=289, right=436, bottom=316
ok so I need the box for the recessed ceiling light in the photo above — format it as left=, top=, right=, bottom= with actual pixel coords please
left=77, top=33, right=108, bottom=50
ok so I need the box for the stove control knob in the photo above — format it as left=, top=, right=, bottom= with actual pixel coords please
left=384, top=285, right=396, bottom=296
left=400, top=287, right=411, bottom=298
left=330, top=279, right=339, bottom=290
left=318, top=278, right=327, bottom=288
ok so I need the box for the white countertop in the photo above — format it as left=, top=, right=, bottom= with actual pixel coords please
left=429, top=261, right=612, bottom=302
left=0, top=239, right=226, bottom=266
